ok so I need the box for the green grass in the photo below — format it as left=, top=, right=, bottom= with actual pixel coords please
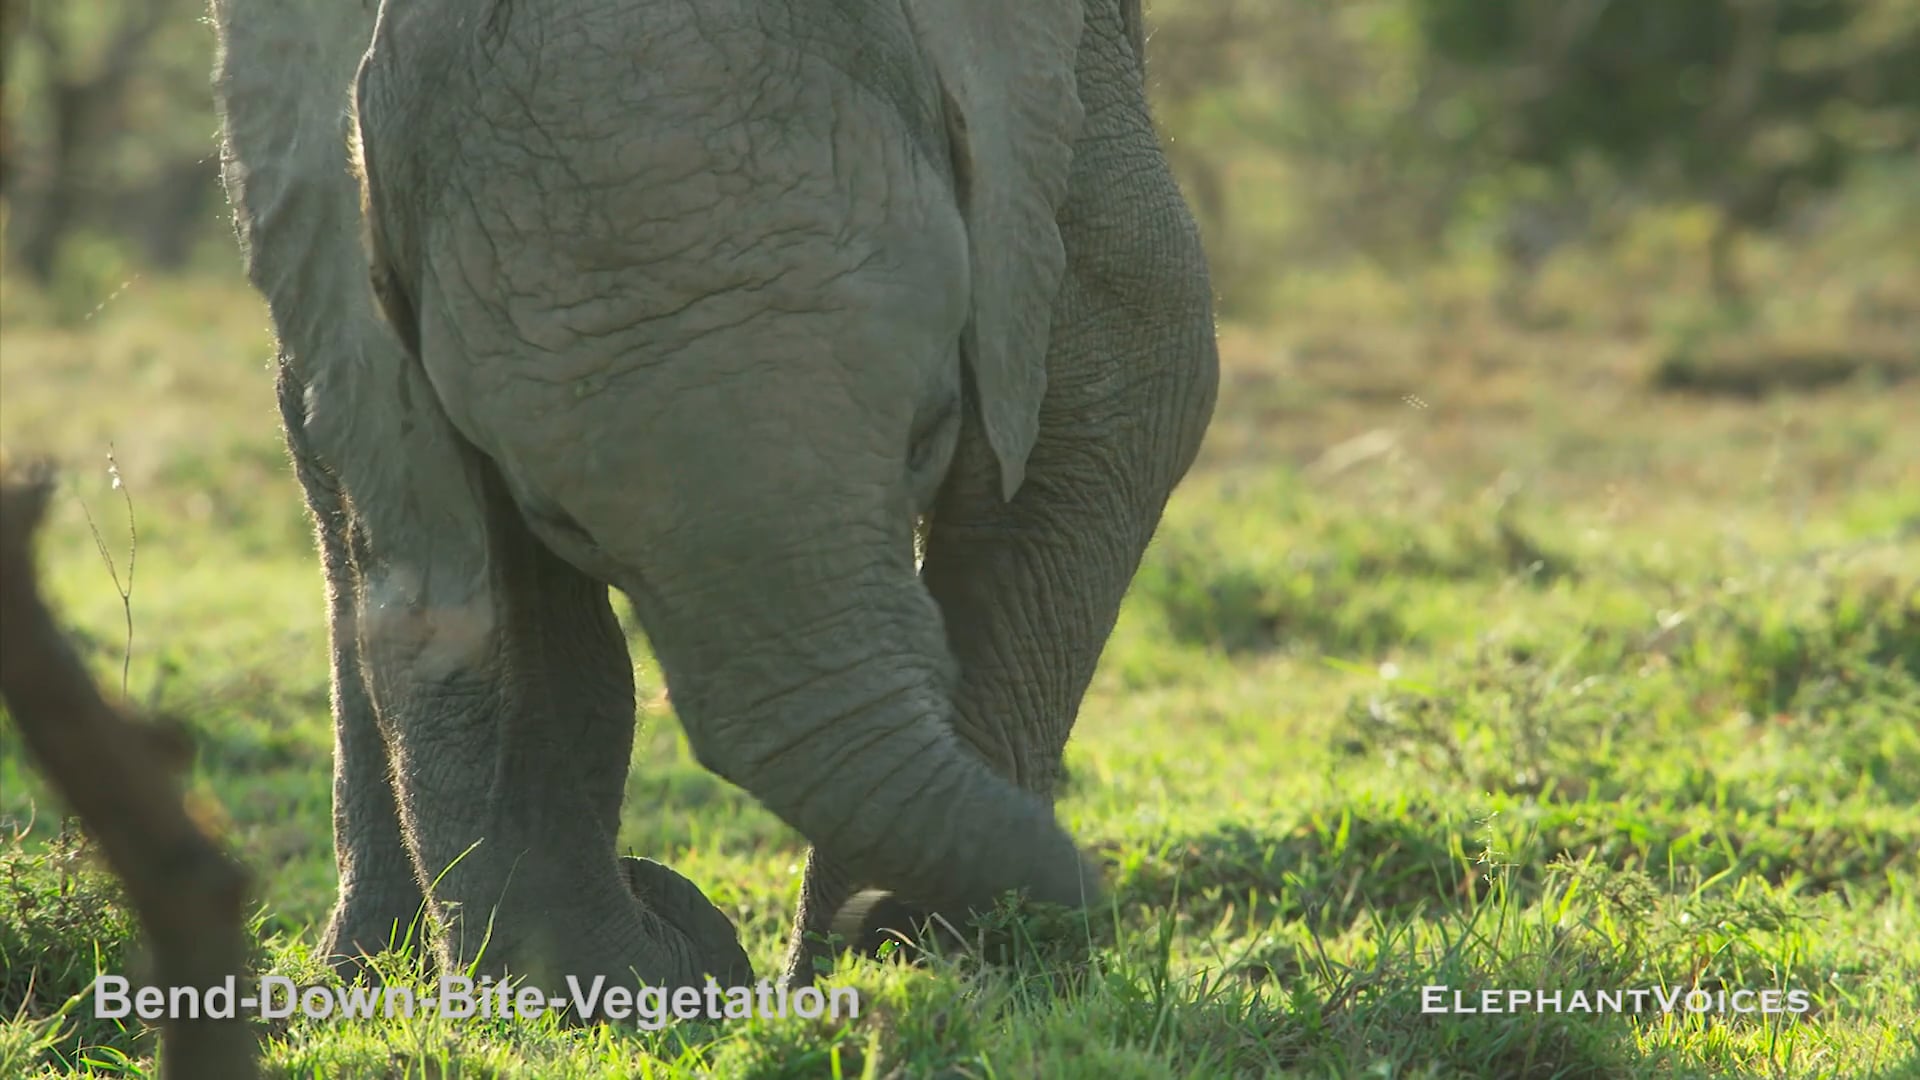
left=2, top=216, right=1918, bottom=1077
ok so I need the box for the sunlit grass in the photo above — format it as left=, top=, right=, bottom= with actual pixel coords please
left=2, top=214, right=1917, bottom=1075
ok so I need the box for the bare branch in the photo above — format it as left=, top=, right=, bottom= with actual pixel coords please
left=0, top=464, right=259, bottom=1080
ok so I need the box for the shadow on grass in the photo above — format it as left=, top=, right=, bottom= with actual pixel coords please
left=1652, top=335, right=1920, bottom=399
left=1104, top=795, right=1920, bottom=936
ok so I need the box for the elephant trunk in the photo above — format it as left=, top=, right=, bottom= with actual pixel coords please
left=637, top=528, right=1099, bottom=920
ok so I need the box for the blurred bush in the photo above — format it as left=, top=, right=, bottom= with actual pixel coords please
left=1147, top=0, right=1919, bottom=315
left=1413, top=0, right=1920, bottom=298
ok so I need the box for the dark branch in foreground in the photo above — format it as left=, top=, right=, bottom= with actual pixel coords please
left=0, top=466, right=259, bottom=1080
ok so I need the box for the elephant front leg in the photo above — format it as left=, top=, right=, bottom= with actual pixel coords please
left=316, top=555, right=428, bottom=978
left=278, top=365, right=427, bottom=980
left=358, top=498, right=752, bottom=997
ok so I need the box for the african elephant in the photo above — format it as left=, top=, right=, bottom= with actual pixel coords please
left=208, top=0, right=1217, bottom=995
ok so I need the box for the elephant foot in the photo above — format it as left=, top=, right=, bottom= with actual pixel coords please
left=401, top=854, right=754, bottom=1019
left=771, top=890, right=925, bottom=991
left=620, top=856, right=755, bottom=989
left=319, top=887, right=433, bottom=984
left=828, top=888, right=1116, bottom=975
left=829, top=890, right=943, bottom=960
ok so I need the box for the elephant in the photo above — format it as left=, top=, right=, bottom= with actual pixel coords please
left=208, top=0, right=1217, bottom=996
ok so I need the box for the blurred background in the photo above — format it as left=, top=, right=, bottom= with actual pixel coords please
left=3, top=0, right=1918, bottom=336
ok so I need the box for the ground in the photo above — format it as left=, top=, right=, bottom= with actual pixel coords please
left=1, top=206, right=1917, bottom=1077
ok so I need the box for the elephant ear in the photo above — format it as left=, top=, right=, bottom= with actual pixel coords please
left=906, top=0, right=1086, bottom=501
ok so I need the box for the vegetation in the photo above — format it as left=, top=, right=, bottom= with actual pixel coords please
left=2, top=0, right=1918, bottom=1076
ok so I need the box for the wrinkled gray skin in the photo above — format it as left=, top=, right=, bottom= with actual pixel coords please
left=209, top=0, right=1215, bottom=994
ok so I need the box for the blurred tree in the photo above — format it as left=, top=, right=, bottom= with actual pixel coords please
left=1145, top=0, right=1514, bottom=313
left=1, top=0, right=21, bottom=194
left=2, top=0, right=218, bottom=282
left=1412, top=0, right=1920, bottom=300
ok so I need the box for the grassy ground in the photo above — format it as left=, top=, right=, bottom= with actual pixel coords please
left=1, top=205, right=1918, bottom=1077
